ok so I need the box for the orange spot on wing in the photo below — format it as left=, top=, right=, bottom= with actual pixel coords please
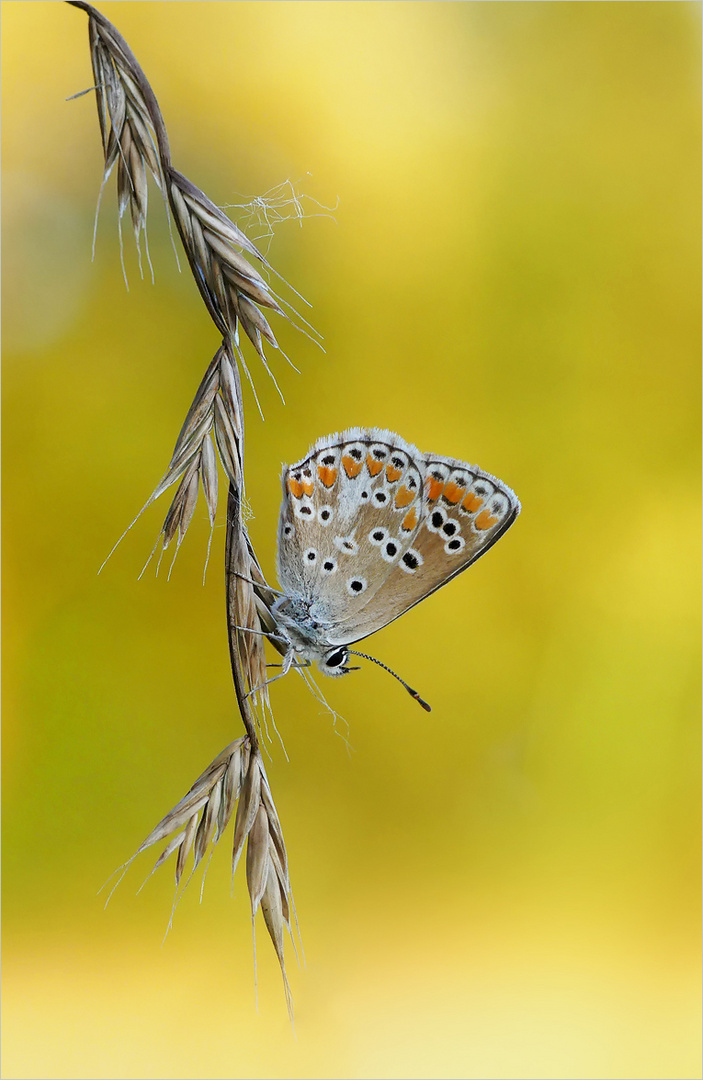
left=474, top=509, right=498, bottom=530
left=426, top=477, right=444, bottom=501
left=394, top=485, right=415, bottom=509
left=342, top=455, right=363, bottom=478
left=462, top=491, right=483, bottom=513
left=401, top=508, right=418, bottom=532
left=301, top=481, right=314, bottom=496
left=287, top=477, right=304, bottom=499
left=386, top=464, right=402, bottom=483
left=366, top=455, right=383, bottom=476
left=443, top=481, right=466, bottom=505
left=317, top=465, right=338, bottom=488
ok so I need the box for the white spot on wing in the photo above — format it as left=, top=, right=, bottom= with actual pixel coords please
left=295, top=499, right=314, bottom=519
left=400, top=549, right=423, bottom=574
left=346, top=576, right=367, bottom=596
left=334, top=536, right=359, bottom=555
left=368, top=527, right=388, bottom=546
left=426, top=507, right=446, bottom=533
left=381, top=539, right=400, bottom=563
left=444, top=536, right=465, bottom=555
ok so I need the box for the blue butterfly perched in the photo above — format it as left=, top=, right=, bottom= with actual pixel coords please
left=262, top=428, right=520, bottom=709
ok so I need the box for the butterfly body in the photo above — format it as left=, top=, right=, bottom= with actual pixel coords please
left=272, top=428, right=520, bottom=679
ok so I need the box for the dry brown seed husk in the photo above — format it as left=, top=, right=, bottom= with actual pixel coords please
left=136, top=793, right=209, bottom=855
left=151, top=830, right=186, bottom=874
left=177, top=468, right=200, bottom=542
left=193, top=779, right=221, bottom=869
left=222, top=264, right=283, bottom=313
left=239, top=296, right=278, bottom=347
left=245, top=804, right=270, bottom=915
left=216, top=748, right=241, bottom=840
left=217, top=350, right=243, bottom=436
left=162, top=455, right=199, bottom=546
left=170, top=357, right=220, bottom=454
left=200, top=433, right=218, bottom=525
left=232, top=756, right=261, bottom=873
left=213, top=398, right=242, bottom=487
left=175, top=812, right=198, bottom=886
left=260, top=863, right=286, bottom=965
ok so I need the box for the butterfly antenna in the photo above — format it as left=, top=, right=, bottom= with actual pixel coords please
left=348, top=651, right=432, bottom=712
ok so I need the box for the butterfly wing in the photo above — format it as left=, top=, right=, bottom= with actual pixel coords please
left=336, top=453, right=520, bottom=644
left=276, top=429, right=426, bottom=637
left=276, top=429, right=520, bottom=648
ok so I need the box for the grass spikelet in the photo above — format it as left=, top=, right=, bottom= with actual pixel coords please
left=108, top=737, right=298, bottom=1010
left=70, top=2, right=167, bottom=268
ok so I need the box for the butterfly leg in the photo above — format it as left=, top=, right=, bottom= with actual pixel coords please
left=244, top=671, right=289, bottom=699
left=229, top=622, right=288, bottom=645
left=266, top=660, right=312, bottom=670
left=228, top=569, right=286, bottom=597
left=244, top=659, right=310, bottom=699
left=281, top=647, right=297, bottom=677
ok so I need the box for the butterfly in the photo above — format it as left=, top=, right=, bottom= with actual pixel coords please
left=265, top=428, right=520, bottom=709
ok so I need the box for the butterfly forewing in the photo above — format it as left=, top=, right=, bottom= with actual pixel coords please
left=277, top=430, right=425, bottom=631
left=276, top=428, right=520, bottom=648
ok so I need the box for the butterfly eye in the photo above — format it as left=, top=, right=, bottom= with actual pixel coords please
left=325, top=647, right=348, bottom=669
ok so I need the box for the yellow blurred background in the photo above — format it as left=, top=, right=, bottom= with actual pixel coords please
left=2, top=2, right=700, bottom=1077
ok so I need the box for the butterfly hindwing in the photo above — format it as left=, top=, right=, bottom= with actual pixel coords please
left=337, top=455, right=520, bottom=643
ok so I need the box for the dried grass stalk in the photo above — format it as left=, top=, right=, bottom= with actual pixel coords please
left=70, top=0, right=304, bottom=1009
